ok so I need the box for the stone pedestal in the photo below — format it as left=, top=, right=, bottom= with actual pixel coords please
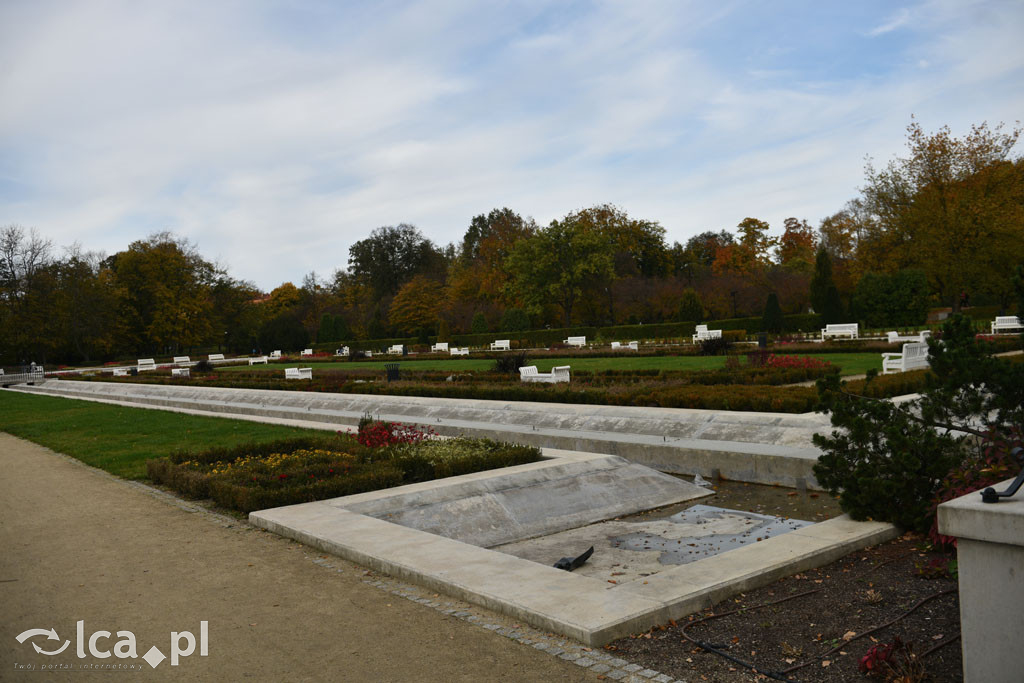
left=937, top=478, right=1024, bottom=683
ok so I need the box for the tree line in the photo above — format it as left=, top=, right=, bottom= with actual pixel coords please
left=2, top=120, right=1021, bottom=364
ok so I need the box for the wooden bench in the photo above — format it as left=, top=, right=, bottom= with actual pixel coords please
left=490, top=339, right=510, bottom=351
left=387, top=344, right=404, bottom=355
left=564, top=336, right=586, bottom=347
left=300, top=348, right=313, bottom=356
left=450, top=347, right=469, bottom=356
left=249, top=356, right=268, bottom=365
left=991, top=316, right=1022, bottom=334
left=334, top=346, right=350, bottom=357
left=173, top=356, right=190, bottom=365
left=518, top=365, right=571, bottom=383
left=821, top=323, right=858, bottom=340
left=887, top=330, right=931, bottom=344
left=137, top=358, right=156, bottom=372
left=171, top=368, right=190, bottom=378
left=285, top=367, right=312, bottom=380
left=112, top=367, right=129, bottom=376
left=208, top=353, right=225, bottom=362
left=431, top=342, right=449, bottom=352
left=269, top=350, right=282, bottom=359
left=882, top=342, right=930, bottom=374
left=692, top=325, right=722, bottom=343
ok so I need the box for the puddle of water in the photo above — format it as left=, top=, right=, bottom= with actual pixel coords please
left=610, top=504, right=813, bottom=566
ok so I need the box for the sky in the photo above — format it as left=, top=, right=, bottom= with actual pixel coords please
left=1, top=0, right=1022, bottom=291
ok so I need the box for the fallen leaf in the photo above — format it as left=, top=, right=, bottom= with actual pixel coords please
left=932, top=634, right=944, bottom=640
left=784, top=658, right=795, bottom=664
left=822, top=660, right=831, bottom=667
left=842, top=631, right=857, bottom=641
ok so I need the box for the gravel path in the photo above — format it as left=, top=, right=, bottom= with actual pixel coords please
left=0, top=433, right=598, bottom=682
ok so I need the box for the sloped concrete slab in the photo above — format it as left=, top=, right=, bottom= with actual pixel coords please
left=249, top=451, right=897, bottom=646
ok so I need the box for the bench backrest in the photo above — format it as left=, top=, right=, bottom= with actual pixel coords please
left=695, top=325, right=708, bottom=334
left=173, top=356, right=190, bottom=364
left=137, top=359, right=155, bottom=370
left=492, top=340, right=510, bottom=349
left=566, top=336, right=586, bottom=345
left=389, top=344, right=403, bottom=353
left=518, top=366, right=539, bottom=377
left=270, top=350, right=282, bottom=358
left=301, top=348, right=313, bottom=355
left=285, top=367, right=311, bottom=379
left=993, top=316, right=1021, bottom=327
left=825, top=323, right=858, bottom=333
left=628, top=341, right=639, bottom=350
left=208, top=353, right=224, bottom=361
left=551, top=365, right=571, bottom=375
left=432, top=342, right=449, bottom=351
left=903, top=342, right=929, bottom=361
left=610, top=341, right=621, bottom=349
left=112, top=368, right=128, bottom=376
left=172, top=368, right=189, bottom=377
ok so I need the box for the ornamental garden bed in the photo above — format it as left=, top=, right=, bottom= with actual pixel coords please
left=147, top=421, right=542, bottom=514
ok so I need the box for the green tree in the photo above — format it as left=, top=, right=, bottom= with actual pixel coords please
left=853, top=270, right=930, bottom=328
left=677, top=288, right=703, bottom=322
left=258, top=312, right=310, bottom=352
left=388, top=275, right=444, bottom=335
left=809, top=247, right=836, bottom=316
left=822, top=285, right=845, bottom=325
left=761, top=292, right=783, bottom=333
left=500, top=307, right=530, bottom=332
left=348, top=224, right=447, bottom=297
left=506, top=216, right=615, bottom=326
left=470, top=311, right=488, bottom=334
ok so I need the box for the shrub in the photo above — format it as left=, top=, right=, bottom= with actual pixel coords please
left=761, top=293, right=783, bottom=333
left=470, top=311, right=488, bottom=334
left=699, top=336, right=732, bottom=356
left=492, top=351, right=530, bottom=374
left=677, top=289, right=703, bottom=322
left=193, top=360, right=214, bottom=372
left=500, top=308, right=530, bottom=332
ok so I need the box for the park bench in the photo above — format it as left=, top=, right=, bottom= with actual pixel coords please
left=269, top=350, right=282, bottom=359
left=611, top=341, right=640, bottom=351
left=137, top=358, right=156, bottom=372
left=882, top=341, right=930, bottom=374
left=285, top=367, right=312, bottom=380
left=564, top=336, right=586, bottom=347
left=335, top=346, right=350, bottom=357
left=112, top=367, right=129, bottom=376
left=431, top=342, right=449, bottom=352
left=821, top=323, right=859, bottom=340
left=387, top=344, right=404, bottom=355
left=248, top=356, right=268, bottom=365
left=692, top=325, right=722, bottom=343
left=208, top=353, right=225, bottom=362
left=991, top=316, right=1022, bottom=334
left=518, top=365, right=571, bottom=384
left=490, top=339, right=510, bottom=351
left=300, top=348, right=313, bottom=356
left=171, top=368, right=190, bottom=378
left=450, top=347, right=469, bottom=356
left=611, top=341, right=621, bottom=350
left=173, top=356, right=190, bottom=365
left=887, top=330, right=931, bottom=344
left=628, top=341, right=639, bottom=351
left=364, top=350, right=373, bottom=357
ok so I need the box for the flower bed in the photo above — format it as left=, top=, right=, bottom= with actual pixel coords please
left=147, top=426, right=541, bottom=514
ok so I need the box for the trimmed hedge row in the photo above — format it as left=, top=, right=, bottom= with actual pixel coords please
left=313, top=313, right=824, bottom=353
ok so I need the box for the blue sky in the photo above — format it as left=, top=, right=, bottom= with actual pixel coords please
left=1, top=0, right=1022, bottom=290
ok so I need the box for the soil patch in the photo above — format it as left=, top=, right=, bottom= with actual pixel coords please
left=607, top=532, right=961, bottom=682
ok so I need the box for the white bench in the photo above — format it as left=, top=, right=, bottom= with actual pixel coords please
left=431, top=342, right=449, bottom=352
left=171, top=368, right=190, bottom=378
left=450, top=347, right=469, bottom=356
left=991, top=316, right=1022, bottom=334
left=208, top=353, right=225, bottom=362
left=610, top=341, right=621, bottom=350
left=882, top=342, right=930, bottom=374
left=628, top=341, right=639, bottom=351
left=387, top=344, right=404, bottom=355
left=173, top=356, right=190, bottom=365
left=269, top=350, right=282, bottom=359
left=335, top=346, right=350, bottom=357
left=364, top=350, right=373, bottom=357
left=249, top=356, right=268, bottom=365
left=137, top=358, right=156, bottom=372
left=112, top=367, right=129, bottom=377
left=300, top=348, right=313, bottom=356
left=490, top=339, right=510, bottom=351
left=611, top=341, right=640, bottom=351
left=564, top=336, right=586, bottom=347
left=887, top=330, right=931, bottom=344
left=285, top=367, right=312, bottom=380
left=518, top=365, right=571, bottom=383
left=692, top=325, right=722, bottom=343
left=822, top=323, right=858, bottom=339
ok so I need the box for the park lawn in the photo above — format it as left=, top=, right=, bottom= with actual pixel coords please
left=220, top=353, right=882, bottom=376
left=0, top=391, right=331, bottom=480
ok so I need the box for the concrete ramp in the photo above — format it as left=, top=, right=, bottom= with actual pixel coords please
left=332, top=453, right=713, bottom=547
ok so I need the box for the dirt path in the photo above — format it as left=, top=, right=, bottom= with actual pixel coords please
left=0, top=433, right=597, bottom=682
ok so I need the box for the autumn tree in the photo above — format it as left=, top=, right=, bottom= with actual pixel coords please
left=713, top=218, right=775, bottom=276
left=389, top=275, right=444, bottom=335
left=449, top=208, right=536, bottom=307
left=777, top=218, right=817, bottom=273
left=859, top=119, right=1024, bottom=311
left=348, top=224, right=446, bottom=297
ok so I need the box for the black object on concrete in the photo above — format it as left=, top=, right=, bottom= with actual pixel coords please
left=981, top=447, right=1024, bottom=503
left=554, top=546, right=594, bottom=571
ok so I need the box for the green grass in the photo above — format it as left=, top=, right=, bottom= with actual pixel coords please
left=0, top=391, right=332, bottom=480
left=220, top=353, right=882, bottom=376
